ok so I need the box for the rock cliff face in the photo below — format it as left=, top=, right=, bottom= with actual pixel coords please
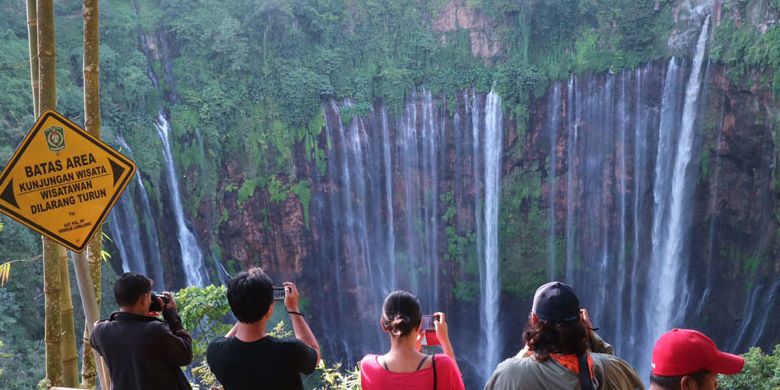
left=216, top=161, right=310, bottom=280
left=433, top=0, right=501, bottom=58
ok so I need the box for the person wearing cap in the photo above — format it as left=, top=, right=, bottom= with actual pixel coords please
left=650, top=328, right=745, bottom=390
left=484, top=281, right=643, bottom=390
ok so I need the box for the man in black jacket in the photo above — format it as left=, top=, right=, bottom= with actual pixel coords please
left=91, top=272, right=193, bottom=389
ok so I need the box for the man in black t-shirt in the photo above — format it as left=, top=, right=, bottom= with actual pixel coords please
left=207, top=268, right=320, bottom=390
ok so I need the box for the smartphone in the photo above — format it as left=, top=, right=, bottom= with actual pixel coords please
left=421, top=314, right=441, bottom=346
left=421, top=314, right=437, bottom=331
left=273, top=287, right=286, bottom=301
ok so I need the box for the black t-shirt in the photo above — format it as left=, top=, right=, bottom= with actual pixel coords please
left=207, top=335, right=318, bottom=390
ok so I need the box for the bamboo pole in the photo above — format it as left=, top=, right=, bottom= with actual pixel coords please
left=37, top=0, right=67, bottom=386
left=60, top=251, right=80, bottom=387
left=42, top=239, right=64, bottom=386
left=79, top=1, right=110, bottom=387
left=25, top=0, right=39, bottom=115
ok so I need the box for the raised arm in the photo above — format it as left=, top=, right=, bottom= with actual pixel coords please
left=284, top=282, right=321, bottom=362
left=157, top=292, right=193, bottom=366
left=434, top=312, right=457, bottom=360
left=581, top=308, right=614, bottom=354
left=225, top=322, right=238, bottom=338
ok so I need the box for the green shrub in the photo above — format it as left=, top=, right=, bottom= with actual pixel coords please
left=719, top=345, right=780, bottom=390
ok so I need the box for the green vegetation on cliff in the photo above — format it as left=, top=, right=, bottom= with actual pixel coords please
left=711, top=18, right=780, bottom=95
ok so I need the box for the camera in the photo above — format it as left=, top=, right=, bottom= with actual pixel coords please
left=149, top=292, right=170, bottom=312
left=273, top=287, right=288, bottom=301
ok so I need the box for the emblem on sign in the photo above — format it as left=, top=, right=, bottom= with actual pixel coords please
left=44, top=126, right=65, bottom=152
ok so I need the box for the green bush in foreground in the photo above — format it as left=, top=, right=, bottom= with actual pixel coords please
left=719, top=345, right=780, bottom=390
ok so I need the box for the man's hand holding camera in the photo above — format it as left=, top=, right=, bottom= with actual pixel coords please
left=283, top=282, right=300, bottom=313
left=148, top=291, right=176, bottom=316
left=281, top=281, right=321, bottom=362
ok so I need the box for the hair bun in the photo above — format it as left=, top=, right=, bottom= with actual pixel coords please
left=390, top=314, right=412, bottom=336
left=381, top=290, right=422, bottom=337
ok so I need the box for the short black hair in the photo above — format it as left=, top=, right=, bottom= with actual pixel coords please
left=227, top=268, right=273, bottom=323
left=114, top=272, right=152, bottom=307
left=649, top=370, right=710, bottom=390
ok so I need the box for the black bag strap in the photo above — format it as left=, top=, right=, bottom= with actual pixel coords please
left=431, top=354, right=437, bottom=390
left=415, top=355, right=429, bottom=371
left=578, top=353, right=594, bottom=390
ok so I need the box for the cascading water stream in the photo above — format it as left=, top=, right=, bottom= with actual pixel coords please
left=547, top=84, right=562, bottom=280
left=629, top=66, right=651, bottom=350
left=482, top=89, right=502, bottom=377
left=109, top=137, right=165, bottom=289
left=155, top=112, right=208, bottom=288
left=134, top=171, right=165, bottom=289
left=380, top=107, right=397, bottom=291
left=565, top=76, right=578, bottom=282
left=108, top=187, right=146, bottom=275
left=646, top=15, right=710, bottom=364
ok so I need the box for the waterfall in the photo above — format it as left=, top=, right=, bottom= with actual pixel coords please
left=482, top=89, right=502, bottom=377
left=380, top=107, right=397, bottom=291
left=565, top=76, right=578, bottom=281
left=629, top=66, right=651, bottom=350
left=547, top=84, right=562, bottom=280
left=615, top=74, right=628, bottom=346
left=731, top=278, right=780, bottom=350
left=646, top=15, right=710, bottom=363
left=108, top=137, right=165, bottom=290
left=155, top=112, right=208, bottom=288
left=422, top=90, right=440, bottom=305
left=135, top=172, right=165, bottom=290
left=108, top=187, right=147, bottom=275
left=553, top=17, right=709, bottom=373
left=317, top=89, right=502, bottom=386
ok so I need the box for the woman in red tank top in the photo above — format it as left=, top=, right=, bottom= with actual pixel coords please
left=360, top=290, right=465, bottom=390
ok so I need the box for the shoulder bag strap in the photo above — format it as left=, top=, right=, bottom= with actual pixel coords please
left=578, top=353, right=595, bottom=390
left=432, top=354, right=437, bottom=390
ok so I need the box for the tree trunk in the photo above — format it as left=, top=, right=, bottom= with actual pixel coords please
left=37, top=0, right=67, bottom=386
left=60, top=252, right=80, bottom=388
left=25, top=0, right=39, bottom=116
left=80, top=0, right=109, bottom=387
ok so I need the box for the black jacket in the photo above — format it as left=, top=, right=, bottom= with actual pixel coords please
left=91, top=310, right=193, bottom=390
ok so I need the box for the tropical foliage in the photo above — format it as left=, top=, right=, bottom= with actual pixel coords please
left=719, top=345, right=780, bottom=390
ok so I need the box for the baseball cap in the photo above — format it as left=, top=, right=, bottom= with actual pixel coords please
left=531, top=281, right=581, bottom=323
left=651, top=329, right=745, bottom=376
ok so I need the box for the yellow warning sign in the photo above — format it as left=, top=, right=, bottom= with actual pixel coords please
left=0, top=110, right=136, bottom=252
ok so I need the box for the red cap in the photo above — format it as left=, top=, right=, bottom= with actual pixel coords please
left=651, top=329, right=745, bottom=376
